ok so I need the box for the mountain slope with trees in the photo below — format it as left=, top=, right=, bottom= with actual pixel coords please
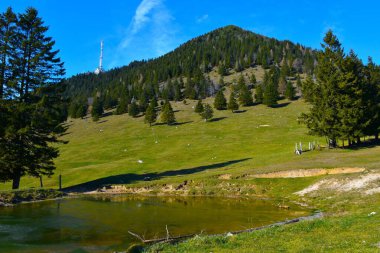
left=64, top=25, right=316, bottom=110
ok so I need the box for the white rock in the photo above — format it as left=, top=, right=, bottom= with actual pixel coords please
left=368, top=211, right=376, bottom=216
left=138, top=160, right=143, bottom=164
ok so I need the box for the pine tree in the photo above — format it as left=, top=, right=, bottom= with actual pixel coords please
left=285, top=81, right=296, bottom=100
left=300, top=30, right=349, bottom=147
left=263, top=71, right=278, bottom=106
left=239, top=84, right=253, bottom=106
left=144, top=101, right=157, bottom=126
left=0, top=7, right=66, bottom=189
left=228, top=92, right=239, bottom=112
left=218, top=63, right=227, bottom=76
left=365, top=57, right=380, bottom=140
left=201, top=104, right=213, bottom=121
left=0, top=7, right=17, bottom=98
left=255, top=85, right=264, bottom=104
left=160, top=100, right=176, bottom=125
left=194, top=99, right=204, bottom=113
left=214, top=90, right=227, bottom=110
left=91, top=97, right=104, bottom=121
left=128, top=101, right=139, bottom=117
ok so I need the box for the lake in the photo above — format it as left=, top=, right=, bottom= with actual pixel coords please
left=0, top=195, right=308, bottom=252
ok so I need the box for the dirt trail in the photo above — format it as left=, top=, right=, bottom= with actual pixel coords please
left=251, top=167, right=365, bottom=178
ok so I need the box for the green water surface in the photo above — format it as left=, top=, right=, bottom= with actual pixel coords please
left=0, top=196, right=308, bottom=252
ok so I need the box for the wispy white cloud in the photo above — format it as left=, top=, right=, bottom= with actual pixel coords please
left=110, top=0, right=178, bottom=68
left=196, top=14, right=209, bottom=23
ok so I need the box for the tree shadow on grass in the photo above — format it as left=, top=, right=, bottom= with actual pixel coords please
left=270, top=102, right=291, bottom=108
left=234, top=110, right=247, bottom=114
left=62, top=158, right=251, bottom=193
left=342, top=139, right=380, bottom=150
left=209, top=117, right=227, bottom=122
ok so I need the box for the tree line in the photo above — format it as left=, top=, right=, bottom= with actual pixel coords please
left=0, top=7, right=66, bottom=189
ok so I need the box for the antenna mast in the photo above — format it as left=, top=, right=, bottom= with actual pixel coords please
left=95, top=40, right=104, bottom=75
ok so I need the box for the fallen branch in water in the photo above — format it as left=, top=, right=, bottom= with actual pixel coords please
left=128, top=212, right=323, bottom=245
left=128, top=230, right=195, bottom=244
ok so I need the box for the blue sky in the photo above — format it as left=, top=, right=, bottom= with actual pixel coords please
left=1, top=0, right=379, bottom=77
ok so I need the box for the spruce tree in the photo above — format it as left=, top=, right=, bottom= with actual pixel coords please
left=194, top=99, right=204, bottom=113
left=128, top=101, right=139, bottom=117
left=285, top=81, right=296, bottom=100
left=160, top=100, right=176, bottom=125
left=91, top=97, right=104, bottom=121
left=255, top=84, right=264, bottom=104
left=144, top=101, right=157, bottom=126
left=0, top=7, right=17, bottom=98
left=228, top=92, right=239, bottom=112
left=214, top=90, right=227, bottom=110
left=239, top=84, right=253, bottom=106
left=0, top=7, right=66, bottom=189
left=201, top=104, right=213, bottom=121
left=263, top=71, right=279, bottom=106
left=300, top=30, right=350, bottom=147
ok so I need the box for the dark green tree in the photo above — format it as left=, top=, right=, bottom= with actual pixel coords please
left=218, top=63, right=227, bottom=76
left=0, top=7, right=66, bottom=189
left=263, top=71, right=279, bottom=106
left=160, top=100, right=176, bottom=125
left=128, top=101, right=139, bottom=117
left=227, top=92, right=239, bottom=112
left=285, top=81, right=296, bottom=100
left=194, top=99, right=204, bottom=113
left=239, top=84, right=253, bottom=106
left=255, top=84, right=264, bottom=103
left=214, top=90, right=227, bottom=110
left=301, top=30, right=356, bottom=147
left=201, top=104, right=213, bottom=121
left=144, top=101, right=157, bottom=126
left=91, top=97, right=103, bottom=121
left=0, top=7, right=17, bottom=98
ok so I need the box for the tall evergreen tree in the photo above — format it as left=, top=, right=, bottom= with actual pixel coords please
left=239, top=84, right=253, bottom=106
left=160, top=100, right=176, bottom=125
left=214, top=90, right=227, bottom=110
left=0, top=7, right=66, bottom=189
left=263, top=71, right=279, bottom=106
left=128, top=101, right=139, bottom=117
left=201, top=104, right=213, bottom=121
left=91, top=97, right=103, bottom=121
left=227, top=92, right=239, bottom=112
left=194, top=99, right=204, bottom=113
left=144, top=101, right=157, bottom=126
left=300, top=30, right=368, bottom=147
left=255, top=84, right=264, bottom=104
left=285, top=81, right=296, bottom=100
left=0, top=7, right=17, bottom=98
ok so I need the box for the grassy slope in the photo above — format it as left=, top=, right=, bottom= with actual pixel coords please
left=1, top=97, right=380, bottom=191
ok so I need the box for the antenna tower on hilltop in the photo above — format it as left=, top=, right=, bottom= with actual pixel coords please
left=94, top=40, right=104, bottom=75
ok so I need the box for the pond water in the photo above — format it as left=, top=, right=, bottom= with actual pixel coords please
left=0, top=195, right=308, bottom=252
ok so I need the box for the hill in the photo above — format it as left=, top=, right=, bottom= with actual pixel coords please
left=64, top=25, right=316, bottom=106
